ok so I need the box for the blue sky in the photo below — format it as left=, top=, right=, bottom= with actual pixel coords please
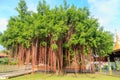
left=0, top=0, right=120, bottom=49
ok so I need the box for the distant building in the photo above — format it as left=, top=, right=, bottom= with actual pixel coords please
left=109, top=33, right=120, bottom=62
left=107, top=33, right=120, bottom=70
left=0, top=53, right=8, bottom=58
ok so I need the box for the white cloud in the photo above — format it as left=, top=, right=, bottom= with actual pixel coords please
left=88, top=0, right=120, bottom=33
left=0, top=45, right=4, bottom=50
left=26, top=0, right=57, bottom=12
left=26, top=0, right=37, bottom=12
left=0, top=18, right=8, bottom=33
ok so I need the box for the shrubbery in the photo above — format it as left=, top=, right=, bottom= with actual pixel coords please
left=0, top=58, right=18, bottom=65
left=103, top=65, right=108, bottom=70
left=115, top=60, right=120, bottom=70
left=0, top=58, right=9, bottom=64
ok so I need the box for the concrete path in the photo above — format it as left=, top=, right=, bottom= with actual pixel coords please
left=0, top=69, right=35, bottom=79
left=0, top=65, right=34, bottom=79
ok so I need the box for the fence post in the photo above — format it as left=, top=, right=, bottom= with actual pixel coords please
left=108, top=57, right=112, bottom=75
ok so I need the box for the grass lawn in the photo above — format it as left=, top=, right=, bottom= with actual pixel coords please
left=6, top=73, right=120, bottom=80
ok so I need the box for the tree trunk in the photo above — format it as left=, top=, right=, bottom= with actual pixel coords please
left=32, top=42, right=35, bottom=74
left=25, top=48, right=30, bottom=65
left=81, top=45, right=86, bottom=72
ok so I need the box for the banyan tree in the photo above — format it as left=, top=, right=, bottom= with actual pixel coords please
left=0, top=0, right=114, bottom=74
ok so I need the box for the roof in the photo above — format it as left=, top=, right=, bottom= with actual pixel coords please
left=113, top=49, right=120, bottom=53
left=113, top=33, right=120, bottom=52
left=0, top=53, right=8, bottom=57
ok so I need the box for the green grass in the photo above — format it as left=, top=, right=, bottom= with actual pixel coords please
left=6, top=73, right=120, bottom=80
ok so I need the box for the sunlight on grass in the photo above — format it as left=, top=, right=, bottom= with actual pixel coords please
left=6, top=73, right=120, bottom=80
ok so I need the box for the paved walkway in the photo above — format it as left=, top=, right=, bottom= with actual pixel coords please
left=0, top=65, right=34, bottom=79
left=0, top=69, right=34, bottom=79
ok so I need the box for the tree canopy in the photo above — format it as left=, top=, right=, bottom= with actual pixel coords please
left=0, top=0, right=114, bottom=73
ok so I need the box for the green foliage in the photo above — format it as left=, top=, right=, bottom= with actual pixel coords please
left=0, top=58, right=18, bottom=65
left=94, top=29, right=114, bottom=57
left=0, top=58, right=9, bottom=65
left=115, top=60, right=120, bottom=70
left=51, top=44, right=58, bottom=51
left=0, top=0, right=114, bottom=58
left=103, top=65, right=108, bottom=70
left=40, top=41, right=47, bottom=47
left=9, top=59, right=18, bottom=65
